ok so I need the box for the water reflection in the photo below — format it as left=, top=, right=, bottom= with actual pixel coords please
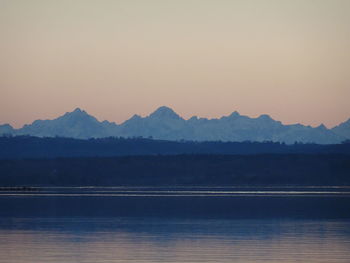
left=1, top=217, right=350, bottom=263
left=0, top=193, right=350, bottom=262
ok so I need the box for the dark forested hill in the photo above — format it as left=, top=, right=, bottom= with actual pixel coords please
left=0, top=154, right=349, bottom=186
left=1, top=136, right=350, bottom=159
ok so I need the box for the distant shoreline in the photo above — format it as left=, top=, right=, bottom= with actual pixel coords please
left=1, top=136, right=350, bottom=159
left=1, top=154, right=350, bottom=187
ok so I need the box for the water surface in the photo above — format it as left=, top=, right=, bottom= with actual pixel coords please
left=1, top=187, right=350, bottom=262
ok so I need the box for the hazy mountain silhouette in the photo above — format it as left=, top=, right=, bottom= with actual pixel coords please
left=16, top=108, right=117, bottom=139
left=332, top=118, right=350, bottom=140
left=0, top=124, right=14, bottom=135
left=118, top=106, right=188, bottom=140
left=0, top=106, right=348, bottom=144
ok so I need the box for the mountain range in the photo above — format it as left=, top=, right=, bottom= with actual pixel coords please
left=1, top=106, right=349, bottom=144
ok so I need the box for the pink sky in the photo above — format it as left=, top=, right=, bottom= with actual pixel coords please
left=1, top=0, right=350, bottom=128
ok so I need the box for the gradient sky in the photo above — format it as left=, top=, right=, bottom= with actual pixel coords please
left=1, top=0, right=350, bottom=128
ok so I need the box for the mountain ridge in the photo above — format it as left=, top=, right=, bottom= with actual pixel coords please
left=0, top=106, right=349, bottom=144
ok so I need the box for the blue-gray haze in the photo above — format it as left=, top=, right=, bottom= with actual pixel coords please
left=0, top=106, right=349, bottom=144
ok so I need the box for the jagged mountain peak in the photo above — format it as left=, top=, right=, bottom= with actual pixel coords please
left=131, top=114, right=142, bottom=119
left=149, top=106, right=181, bottom=120
left=229, top=111, right=241, bottom=117
left=0, top=124, right=14, bottom=134
left=60, top=108, right=98, bottom=121
left=332, top=118, right=350, bottom=139
left=334, top=118, right=350, bottom=128
left=257, top=114, right=273, bottom=120
left=73, top=107, right=83, bottom=112
left=317, top=124, right=327, bottom=130
left=1, top=106, right=349, bottom=143
left=65, top=107, right=88, bottom=116
left=0, top=123, right=13, bottom=129
left=124, top=114, right=142, bottom=123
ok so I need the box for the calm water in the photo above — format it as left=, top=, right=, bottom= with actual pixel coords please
left=1, top=187, right=350, bottom=263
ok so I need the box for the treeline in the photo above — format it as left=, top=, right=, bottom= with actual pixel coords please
left=1, top=136, right=350, bottom=159
left=0, top=154, right=349, bottom=186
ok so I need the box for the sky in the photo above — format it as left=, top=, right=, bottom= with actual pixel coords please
left=1, top=0, right=350, bottom=128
